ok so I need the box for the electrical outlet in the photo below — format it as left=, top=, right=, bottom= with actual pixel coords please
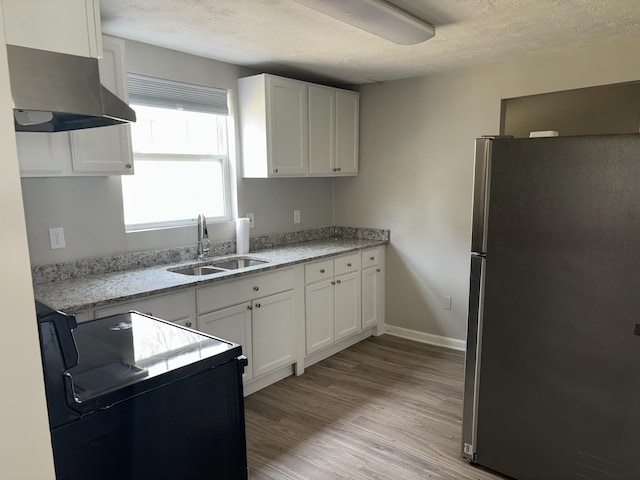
left=293, top=209, right=301, bottom=224
left=246, top=213, right=255, bottom=228
left=49, top=227, right=66, bottom=249
left=442, top=295, right=452, bottom=310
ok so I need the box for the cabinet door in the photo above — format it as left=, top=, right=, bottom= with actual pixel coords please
left=308, top=85, right=335, bottom=175
left=266, top=76, right=308, bottom=176
left=95, top=290, right=196, bottom=327
left=305, top=279, right=334, bottom=354
left=198, top=303, right=253, bottom=381
left=2, top=0, right=102, bottom=58
left=335, top=90, right=359, bottom=175
left=334, top=271, right=361, bottom=340
left=362, top=266, right=382, bottom=329
left=70, top=36, right=134, bottom=175
left=252, top=290, right=296, bottom=377
left=17, top=132, right=71, bottom=176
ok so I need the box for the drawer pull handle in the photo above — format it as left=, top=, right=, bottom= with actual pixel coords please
left=320, top=269, right=325, bottom=273
left=185, top=321, right=192, bottom=328
left=347, top=263, right=352, bottom=267
left=253, top=286, right=259, bottom=291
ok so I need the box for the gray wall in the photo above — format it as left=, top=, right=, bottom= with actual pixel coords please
left=21, top=34, right=640, bottom=345
left=334, top=36, right=640, bottom=341
left=502, top=81, right=640, bottom=137
left=22, top=39, right=334, bottom=265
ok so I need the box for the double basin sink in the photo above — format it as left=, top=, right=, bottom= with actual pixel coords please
left=168, top=257, right=269, bottom=276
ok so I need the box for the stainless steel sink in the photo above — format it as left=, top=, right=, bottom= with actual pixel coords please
left=168, top=257, right=269, bottom=276
left=169, top=265, right=227, bottom=276
left=209, top=258, right=269, bottom=270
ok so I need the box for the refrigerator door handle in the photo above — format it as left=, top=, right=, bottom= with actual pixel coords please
left=461, top=255, right=486, bottom=461
left=471, top=252, right=486, bottom=258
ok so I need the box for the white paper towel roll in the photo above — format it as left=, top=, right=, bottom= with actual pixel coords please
left=236, top=218, right=250, bottom=254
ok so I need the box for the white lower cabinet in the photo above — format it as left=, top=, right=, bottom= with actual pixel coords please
left=198, top=303, right=253, bottom=381
left=305, top=253, right=361, bottom=355
left=361, top=247, right=386, bottom=331
left=94, top=289, right=196, bottom=328
left=251, top=290, right=296, bottom=377
left=305, top=279, right=334, bottom=353
left=196, top=268, right=297, bottom=383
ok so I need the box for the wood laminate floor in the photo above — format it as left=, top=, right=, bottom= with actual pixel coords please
left=244, top=334, right=507, bottom=480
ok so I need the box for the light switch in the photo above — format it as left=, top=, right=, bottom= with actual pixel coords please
left=293, top=209, right=301, bottom=224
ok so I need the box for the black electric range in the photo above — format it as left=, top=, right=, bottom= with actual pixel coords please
left=36, top=301, right=248, bottom=480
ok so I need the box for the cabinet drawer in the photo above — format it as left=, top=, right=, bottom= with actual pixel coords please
left=197, top=268, right=295, bottom=314
left=305, top=259, right=334, bottom=285
left=334, top=253, right=361, bottom=276
left=95, top=290, right=195, bottom=325
left=361, top=247, right=382, bottom=269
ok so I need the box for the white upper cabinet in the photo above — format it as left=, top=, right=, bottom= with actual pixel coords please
left=238, top=74, right=308, bottom=177
left=70, top=36, right=134, bottom=175
left=17, top=36, right=134, bottom=177
left=1, top=0, right=103, bottom=58
left=308, top=86, right=359, bottom=176
left=238, top=73, right=359, bottom=178
left=334, top=90, right=359, bottom=175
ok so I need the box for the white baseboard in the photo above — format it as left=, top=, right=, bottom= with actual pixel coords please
left=383, top=324, right=466, bottom=351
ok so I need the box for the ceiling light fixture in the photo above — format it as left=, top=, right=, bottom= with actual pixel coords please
left=293, top=0, right=435, bottom=45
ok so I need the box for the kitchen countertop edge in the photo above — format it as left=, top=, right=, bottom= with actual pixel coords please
left=34, top=238, right=388, bottom=314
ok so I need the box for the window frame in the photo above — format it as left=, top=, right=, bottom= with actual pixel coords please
left=122, top=104, right=233, bottom=232
left=123, top=151, right=232, bottom=232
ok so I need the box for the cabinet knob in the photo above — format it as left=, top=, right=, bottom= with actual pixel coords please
left=320, top=269, right=325, bottom=273
left=333, top=168, right=337, bottom=172
left=376, top=268, right=381, bottom=272
left=273, top=168, right=279, bottom=173
left=337, top=167, right=342, bottom=172
left=253, top=286, right=259, bottom=291
left=185, top=321, right=192, bottom=328
left=370, top=256, right=375, bottom=261
left=255, top=303, right=261, bottom=308
left=331, top=281, right=336, bottom=285
left=347, top=263, right=352, bottom=267
left=336, top=279, right=342, bottom=284
left=247, top=305, right=253, bottom=310
left=125, top=163, right=132, bottom=169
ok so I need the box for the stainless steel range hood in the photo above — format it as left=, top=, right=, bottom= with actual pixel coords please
left=7, top=45, right=136, bottom=133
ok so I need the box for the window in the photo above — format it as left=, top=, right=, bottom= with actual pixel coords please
left=121, top=74, right=232, bottom=231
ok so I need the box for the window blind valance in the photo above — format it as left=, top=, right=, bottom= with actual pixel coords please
left=127, top=73, right=229, bottom=116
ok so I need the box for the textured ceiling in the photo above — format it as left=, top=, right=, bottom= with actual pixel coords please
left=100, top=0, right=640, bottom=86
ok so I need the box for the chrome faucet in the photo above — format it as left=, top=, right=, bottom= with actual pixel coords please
left=197, top=214, right=210, bottom=260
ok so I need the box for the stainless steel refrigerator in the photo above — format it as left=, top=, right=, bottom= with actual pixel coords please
left=461, top=134, right=640, bottom=479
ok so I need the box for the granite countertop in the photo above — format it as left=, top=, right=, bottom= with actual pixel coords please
left=34, top=237, right=387, bottom=314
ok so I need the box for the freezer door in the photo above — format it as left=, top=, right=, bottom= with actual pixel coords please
left=475, top=134, right=640, bottom=479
